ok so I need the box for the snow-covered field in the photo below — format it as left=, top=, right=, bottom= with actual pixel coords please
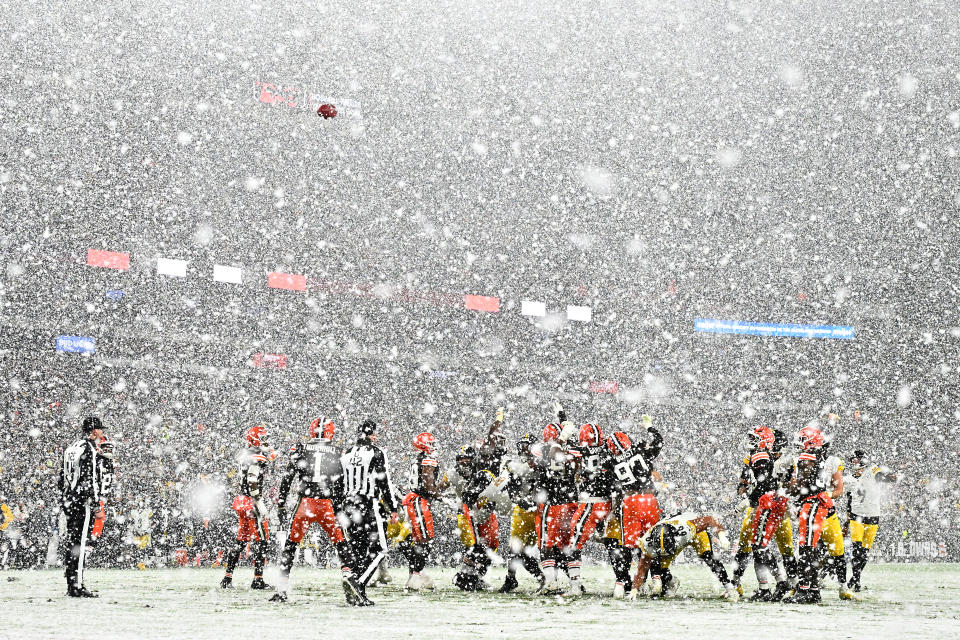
left=2, top=564, right=958, bottom=639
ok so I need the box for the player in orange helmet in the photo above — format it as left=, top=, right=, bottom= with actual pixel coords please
left=220, top=424, right=277, bottom=591
left=401, top=431, right=450, bottom=590
left=272, top=418, right=366, bottom=605
left=570, top=423, right=618, bottom=594
left=534, top=408, right=582, bottom=595
left=783, top=424, right=850, bottom=603
left=607, top=415, right=663, bottom=598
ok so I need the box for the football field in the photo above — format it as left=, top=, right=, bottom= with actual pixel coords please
left=1, top=564, right=958, bottom=639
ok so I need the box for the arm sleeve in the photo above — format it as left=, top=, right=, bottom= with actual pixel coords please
left=644, top=428, right=663, bottom=460
left=247, top=463, right=263, bottom=497
left=374, top=449, right=398, bottom=512
left=277, top=460, right=296, bottom=506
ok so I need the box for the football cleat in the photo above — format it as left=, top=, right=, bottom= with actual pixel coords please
left=498, top=575, right=519, bottom=593
left=219, top=576, right=233, bottom=589
left=420, top=573, right=435, bottom=590
left=342, top=576, right=363, bottom=606
left=538, top=579, right=562, bottom=595
left=613, top=582, right=625, bottom=599
left=405, top=573, right=425, bottom=591
left=649, top=575, right=663, bottom=597
left=269, top=592, right=288, bottom=603
left=663, top=576, right=680, bottom=598
left=722, top=587, right=740, bottom=602
left=749, top=588, right=773, bottom=602
left=562, top=579, right=584, bottom=598
left=839, top=586, right=860, bottom=601
left=250, top=578, right=273, bottom=590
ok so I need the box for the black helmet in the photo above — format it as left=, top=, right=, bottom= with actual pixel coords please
left=456, top=445, right=477, bottom=461
left=648, top=523, right=680, bottom=557
left=517, top=433, right=536, bottom=454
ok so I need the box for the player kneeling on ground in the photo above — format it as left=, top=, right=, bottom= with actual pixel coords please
left=628, top=513, right=739, bottom=602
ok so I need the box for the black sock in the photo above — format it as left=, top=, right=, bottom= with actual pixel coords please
left=850, top=543, right=868, bottom=588
left=522, top=553, right=543, bottom=579
left=732, top=551, right=750, bottom=585
left=253, top=541, right=266, bottom=578
left=834, top=553, right=847, bottom=586
left=224, top=542, right=244, bottom=576
left=783, top=554, right=798, bottom=581
left=700, top=550, right=731, bottom=586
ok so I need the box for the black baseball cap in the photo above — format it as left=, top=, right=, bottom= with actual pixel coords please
left=358, top=419, right=377, bottom=436
left=82, top=417, right=103, bottom=434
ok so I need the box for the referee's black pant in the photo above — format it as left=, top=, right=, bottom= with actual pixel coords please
left=63, top=500, right=96, bottom=590
left=343, top=497, right=387, bottom=587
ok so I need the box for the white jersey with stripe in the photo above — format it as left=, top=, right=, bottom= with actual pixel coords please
left=846, top=465, right=893, bottom=517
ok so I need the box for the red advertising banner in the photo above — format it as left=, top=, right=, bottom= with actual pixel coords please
left=251, top=353, right=287, bottom=369
left=86, top=249, right=130, bottom=270
left=589, top=380, right=619, bottom=394
left=464, top=294, right=501, bottom=313
left=267, top=272, right=306, bottom=291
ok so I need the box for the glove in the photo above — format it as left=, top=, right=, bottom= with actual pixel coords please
left=735, top=498, right=750, bottom=512
left=496, top=407, right=505, bottom=423
left=641, top=414, right=653, bottom=429
left=716, top=531, right=731, bottom=551
left=558, top=421, right=577, bottom=444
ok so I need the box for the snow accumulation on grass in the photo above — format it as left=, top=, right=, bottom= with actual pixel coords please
left=1, top=564, right=958, bottom=639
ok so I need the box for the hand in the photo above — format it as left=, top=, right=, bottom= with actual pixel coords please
left=716, top=531, right=731, bottom=551
left=735, top=498, right=750, bottom=512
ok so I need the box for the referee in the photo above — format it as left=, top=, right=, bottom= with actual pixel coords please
left=59, top=416, right=104, bottom=597
left=340, top=419, right=400, bottom=606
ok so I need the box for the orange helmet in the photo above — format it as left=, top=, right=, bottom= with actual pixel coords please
left=607, top=431, right=632, bottom=456
left=245, top=424, right=268, bottom=448
left=579, top=423, right=604, bottom=447
left=543, top=423, right=560, bottom=443
left=309, top=417, right=335, bottom=440
left=748, top=425, right=775, bottom=451
left=795, top=425, right=825, bottom=451
left=413, top=432, right=437, bottom=455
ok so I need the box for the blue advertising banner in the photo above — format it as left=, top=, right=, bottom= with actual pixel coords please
left=694, top=318, right=855, bottom=340
left=56, top=335, right=96, bottom=354
left=105, top=290, right=125, bottom=301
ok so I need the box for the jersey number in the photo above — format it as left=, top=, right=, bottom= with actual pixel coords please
left=614, top=454, right=648, bottom=484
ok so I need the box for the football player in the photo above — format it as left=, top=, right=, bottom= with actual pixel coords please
left=607, top=415, right=663, bottom=597
left=535, top=416, right=582, bottom=595
left=497, top=433, right=545, bottom=593
left=844, top=450, right=897, bottom=592
left=571, top=423, right=618, bottom=594
left=819, top=438, right=850, bottom=595
left=221, top=424, right=277, bottom=591
left=744, top=426, right=793, bottom=601
left=401, top=431, right=450, bottom=590
left=783, top=425, right=853, bottom=603
left=220, top=424, right=277, bottom=589
left=271, top=417, right=366, bottom=605
left=628, top=512, right=738, bottom=601
left=450, top=446, right=501, bottom=591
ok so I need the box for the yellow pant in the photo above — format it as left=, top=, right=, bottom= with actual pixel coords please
left=652, top=531, right=712, bottom=569
left=458, top=514, right=476, bottom=547
left=849, top=519, right=879, bottom=549
left=822, top=513, right=844, bottom=557
left=509, top=506, right=538, bottom=552
left=604, top=514, right=622, bottom=543
left=738, top=508, right=754, bottom=553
